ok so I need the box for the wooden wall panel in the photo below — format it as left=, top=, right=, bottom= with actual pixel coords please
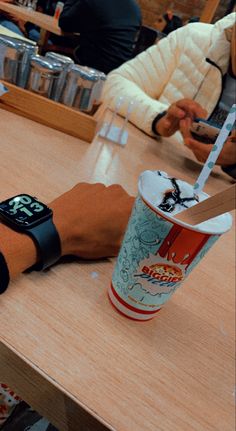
left=137, top=0, right=232, bottom=27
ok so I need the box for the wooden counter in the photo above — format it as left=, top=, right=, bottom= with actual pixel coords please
left=0, top=2, right=61, bottom=35
left=0, top=1, right=62, bottom=50
left=0, top=108, right=235, bottom=431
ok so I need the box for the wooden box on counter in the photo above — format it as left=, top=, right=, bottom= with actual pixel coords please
left=0, top=81, right=102, bottom=143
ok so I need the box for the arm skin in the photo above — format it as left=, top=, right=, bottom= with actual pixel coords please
left=0, top=183, right=134, bottom=281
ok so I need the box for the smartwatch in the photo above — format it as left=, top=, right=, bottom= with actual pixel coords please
left=0, top=194, right=61, bottom=271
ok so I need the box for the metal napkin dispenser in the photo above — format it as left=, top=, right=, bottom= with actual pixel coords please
left=61, top=64, right=100, bottom=112
left=45, top=52, right=74, bottom=102
left=0, top=35, right=37, bottom=88
left=27, top=55, right=63, bottom=99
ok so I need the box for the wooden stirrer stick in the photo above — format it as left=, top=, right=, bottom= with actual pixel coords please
left=175, top=184, right=236, bottom=225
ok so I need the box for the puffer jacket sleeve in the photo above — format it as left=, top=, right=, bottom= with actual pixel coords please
left=102, top=27, right=186, bottom=136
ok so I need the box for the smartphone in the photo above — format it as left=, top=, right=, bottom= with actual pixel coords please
left=190, top=118, right=221, bottom=144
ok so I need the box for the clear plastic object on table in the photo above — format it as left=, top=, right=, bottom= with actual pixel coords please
left=99, top=96, right=135, bottom=146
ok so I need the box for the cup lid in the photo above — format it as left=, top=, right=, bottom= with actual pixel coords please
left=0, top=34, right=36, bottom=49
left=69, top=64, right=99, bottom=81
left=83, top=66, right=106, bottom=80
left=30, top=55, right=63, bottom=72
left=45, top=52, right=74, bottom=65
left=138, top=170, right=232, bottom=235
left=0, top=35, right=25, bottom=51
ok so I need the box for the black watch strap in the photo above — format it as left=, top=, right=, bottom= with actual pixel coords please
left=0, top=252, right=10, bottom=294
left=28, top=218, right=61, bottom=271
left=152, top=111, right=167, bottom=136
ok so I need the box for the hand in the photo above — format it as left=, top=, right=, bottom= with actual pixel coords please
left=155, top=99, right=207, bottom=137
left=180, top=118, right=236, bottom=165
left=51, top=183, right=134, bottom=259
left=0, top=183, right=134, bottom=281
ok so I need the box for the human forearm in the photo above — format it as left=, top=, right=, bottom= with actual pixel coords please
left=0, top=198, right=74, bottom=280
left=0, top=223, right=37, bottom=279
left=102, top=35, right=181, bottom=136
left=0, top=183, right=134, bottom=284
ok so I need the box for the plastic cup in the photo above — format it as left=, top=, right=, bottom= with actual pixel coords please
left=108, top=172, right=232, bottom=321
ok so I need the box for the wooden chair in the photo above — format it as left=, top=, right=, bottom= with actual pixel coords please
left=200, top=0, right=221, bottom=23
left=132, top=25, right=166, bottom=57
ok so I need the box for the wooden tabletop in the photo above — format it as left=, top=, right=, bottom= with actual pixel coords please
left=0, top=108, right=235, bottom=431
left=0, top=1, right=62, bottom=35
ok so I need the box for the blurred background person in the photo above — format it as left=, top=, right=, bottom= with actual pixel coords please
left=59, top=0, right=142, bottom=73
left=154, top=10, right=183, bottom=35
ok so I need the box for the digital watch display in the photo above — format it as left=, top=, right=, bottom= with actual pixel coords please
left=0, top=194, right=61, bottom=271
left=0, top=194, right=52, bottom=228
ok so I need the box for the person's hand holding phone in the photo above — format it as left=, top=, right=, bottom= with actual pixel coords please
left=180, top=117, right=236, bottom=165
left=155, top=99, right=207, bottom=137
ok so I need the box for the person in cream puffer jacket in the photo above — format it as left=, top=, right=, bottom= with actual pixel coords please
left=103, top=13, right=236, bottom=171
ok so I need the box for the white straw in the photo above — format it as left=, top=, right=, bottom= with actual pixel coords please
left=194, top=104, right=236, bottom=194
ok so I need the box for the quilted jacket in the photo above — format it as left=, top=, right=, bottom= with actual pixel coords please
left=103, top=13, right=235, bottom=136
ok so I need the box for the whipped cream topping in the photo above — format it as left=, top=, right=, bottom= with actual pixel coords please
left=138, top=170, right=232, bottom=234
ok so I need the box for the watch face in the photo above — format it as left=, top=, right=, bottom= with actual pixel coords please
left=0, top=194, right=52, bottom=228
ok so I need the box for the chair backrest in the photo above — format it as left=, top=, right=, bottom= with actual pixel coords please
left=132, top=25, right=166, bottom=57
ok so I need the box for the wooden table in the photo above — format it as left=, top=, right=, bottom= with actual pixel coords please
left=0, top=108, right=235, bottom=431
left=0, top=1, right=61, bottom=49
